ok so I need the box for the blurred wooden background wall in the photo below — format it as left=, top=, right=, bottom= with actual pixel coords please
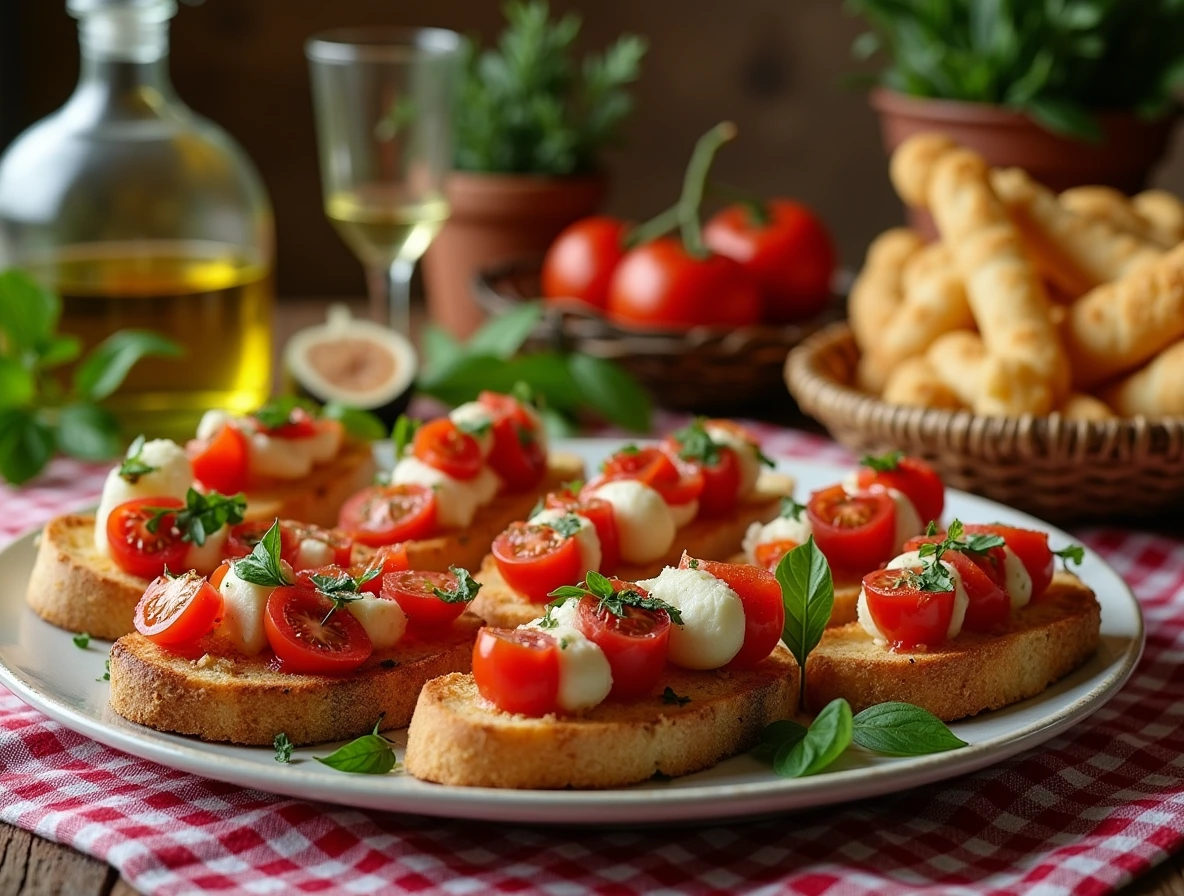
left=7, top=0, right=1184, bottom=299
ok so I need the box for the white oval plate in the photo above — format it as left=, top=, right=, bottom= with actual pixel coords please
left=0, top=440, right=1144, bottom=825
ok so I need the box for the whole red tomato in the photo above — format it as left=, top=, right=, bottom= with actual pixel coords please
left=606, top=237, right=761, bottom=329
left=704, top=200, right=836, bottom=322
left=541, top=216, right=629, bottom=311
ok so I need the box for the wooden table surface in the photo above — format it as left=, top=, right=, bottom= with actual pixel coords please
left=3, top=298, right=1183, bottom=896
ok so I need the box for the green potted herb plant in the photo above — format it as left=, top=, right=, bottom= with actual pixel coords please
left=848, top=0, right=1184, bottom=197
left=422, top=1, right=645, bottom=338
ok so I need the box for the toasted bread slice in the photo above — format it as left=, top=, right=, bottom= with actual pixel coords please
left=805, top=571, right=1101, bottom=721
left=25, top=452, right=584, bottom=640
left=108, top=615, right=483, bottom=745
left=243, top=439, right=378, bottom=528
left=470, top=471, right=795, bottom=627
left=404, top=644, right=799, bottom=789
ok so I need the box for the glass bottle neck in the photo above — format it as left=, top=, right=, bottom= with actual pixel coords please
left=71, top=10, right=181, bottom=118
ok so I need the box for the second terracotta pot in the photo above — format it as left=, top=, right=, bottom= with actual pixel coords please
left=423, top=172, right=606, bottom=338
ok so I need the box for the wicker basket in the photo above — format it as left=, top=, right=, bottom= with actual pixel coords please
left=474, top=259, right=842, bottom=413
left=785, top=322, right=1184, bottom=522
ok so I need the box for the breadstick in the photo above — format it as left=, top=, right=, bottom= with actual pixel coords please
left=1133, top=190, right=1184, bottom=247
left=890, top=132, right=956, bottom=208
left=925, top=330, right=987, bottom=409
left=924, top=146, right=1070, bottom=412
left=1059, top=186, right=1172, bottom=248
left=848, top=228, right=925, bottom=356
left=881, top=356, right=964, bottom=410
left=1100, top=340, right=1184, bottom=416
left=991, top=168, right=1162, bottom=297
left=1063, top=241, right=1184, bottom=388
left=1058, top=393, right=1115, bottom=421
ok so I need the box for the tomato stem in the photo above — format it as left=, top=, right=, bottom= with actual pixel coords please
left=623, top=203, right=681, bottom=249
left=679, top=122, right=737, bottom=259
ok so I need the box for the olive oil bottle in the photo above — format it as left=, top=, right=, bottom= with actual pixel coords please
left=0, top=0, right=274, bottom=440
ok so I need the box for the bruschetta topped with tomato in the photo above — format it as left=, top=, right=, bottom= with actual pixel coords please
left=334, top=391, right=584, bottom=574
left=470, top=419, right=796, bottom=627
left=806, top=519, right=1099, bottom=721
left=188, top=400, right=377, bottom=528
left=107, top=520, right=484, bottom=746
left=404, top=558, right=799, bottom=789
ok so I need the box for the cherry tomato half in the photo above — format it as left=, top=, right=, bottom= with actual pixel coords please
left=966, top=524, right=1055, bottom=600
left=545, top=491, right=621, bottom=575
left=472, top=627, right=561, bottom=716
left=862, top=566, right=955, bottom=650
left=754, top=539, right=799, bottom=572
left=188, top=423, right=249, bottom=495
left=492, top=522, right=582, bottom=602
left=703, top=199, right=836, bottom=322
left=606, top=237, right=761, bottom=330
left=663, top=431, right=742, bottom=517
left=413, top=418, right=482, bottom=480
left=338, top=484, right=437, bottom=547
left=574, top=588, right=669, bottom=699
left=542, top=216, right=629, bottom=311
left=357, top=543, right=410, bottom=594
left=134, top=570, right=223, bottom=647
left=106, top=496, right=188, bottom=580
left=382, top=569, right=469, bottom=629
left=597, top=446, right=704, bottom=507
left=807, top=485, right=897, bottom=576
left=263, top=586, right=372, bottom=675
left=226, top=520, right=352, bottom=569
left=479, top=392, right=547, bottom=491
left=855, top=455, right=945, bottom=530
left=679, top=554, right=785, bottom=669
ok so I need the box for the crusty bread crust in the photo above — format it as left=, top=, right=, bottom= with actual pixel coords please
left=241, top=439, right=378, bottom=529
left=805, top=571, right=1100, bottom=721
left=469, top=471, right=795, bottom=627
left=26, top=515, right=146, bottom=641
left=108, top=615, right=483, bottom=745
left=404, top=644, right=800, bottom=789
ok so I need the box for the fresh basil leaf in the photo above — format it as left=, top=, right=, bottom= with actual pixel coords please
left=548, top=585, right=590, bottom=599
left=0, top=357, right=34, bottom=408
left=169, top=489, right=247, bottom=546
left=322, top=402, right=386, bottom=441
left=779, top=496, right=806, bottom=521
left=420, top=323, right=465, bottom=381
left=0, top=269, right=58, bottom=349
left=1055, top=545, right=1085, bottom=569
left=752, top=718, right=807, bottom=759
left=432, top=566, right=482, bottom=604
left=566, top=353, right=651, bottom=432
left=775, top=537, right=834, bottom=687
left=543, top=513, right=583, bottom=538
left=273, top=732, right=294, bottom=763
left=392, top=415, right=420, bottom=460
left=0, top=408, right=55, bottom=485
left=466, top=301, right=543, bottom=358
left=72, top=632, right=91, bottom=649
left=671, top=418, right=721, bottom=465
left=74, top=330, right=183, bottom=401
left=55, top=403, right=121, bottom=461
left=584, top=570, right=614, bottom=597
left=37, top=334, right=82, bottom=369
left=851, top=702, right=966, bottom=756
left=773, top=698, right=852, bottom=778
left=860, top=450, right=903, bottom=473
left=233, top=520, right=292, bottom=587
left=314, top=718, right=397, bottom=774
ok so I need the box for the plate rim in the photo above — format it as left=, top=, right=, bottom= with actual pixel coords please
left=0, top=446, right=1146, bottom=824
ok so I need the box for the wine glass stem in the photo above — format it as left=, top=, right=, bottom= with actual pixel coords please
left=366, top=258, right=415, bottom=336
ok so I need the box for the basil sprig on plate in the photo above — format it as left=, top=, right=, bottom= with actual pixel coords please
left=315, top=716, right=398, bottom=775
left=775, top=537, right=833, bottom=704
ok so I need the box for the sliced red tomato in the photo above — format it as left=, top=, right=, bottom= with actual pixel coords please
left=225, top=520, right=352, bottom=569
left=678, top=554, right=785, bottom=668
left=903, top=532, right=1008, bottom=591
left=940, top=550, right=1009, bottom=631
left=574, top=587, right=669, bottom=699
left=253, top=405, right=319, bottom=439
left=337, top=484, right=437, bottom=547
left=357, top=543, right=410, bottom=594
left=597, top=446, right=704, bottom=507
left=134, top=571, right=223, bottom=647
left=478, top=392, right=547, bottom=491
left=663, top=431, right=742, bottom=517
left=188, top=423, right=249, bottom=495
left=106, top=497, right=188, bottom=579
left=855, top=454, right=945, bottom=529
left=754, top=539, right=799, bottom=572
left=492, top=522, right=582, bottom=602
left=545, top=491, right=620, bottom=574
left=862, top=566, right=955, bottom=650
left=966, top=524, right=1055, bottom=600
left=413, top=418, right=482, bottom=480
left=472, top=627, right=561, bottom=716
left=209, top=560, right=232, bottom=590
left=263, top=586, right=372, bottom=675
left=807, top=485, right=897, bottom=576
left=382, top=569, right=470, bottom=628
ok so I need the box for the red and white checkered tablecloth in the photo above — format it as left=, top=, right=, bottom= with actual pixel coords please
left=3, top=426, right=1184, bottom=896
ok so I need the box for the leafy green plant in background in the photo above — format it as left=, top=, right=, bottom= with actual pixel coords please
left=846, top=0, right=1184, bottom=141
left=418, top=302, right=651, bottom=435
left=0, top=269, right=181, bottom=484
left=454, top=1, right=646, bottom=174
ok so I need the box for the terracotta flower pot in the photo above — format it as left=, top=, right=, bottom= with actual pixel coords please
left=423, top=172, right=607, bottom=338
left=871, top=87, right=1179, bottom=233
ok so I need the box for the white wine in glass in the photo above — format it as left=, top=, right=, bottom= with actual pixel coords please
left=307, top=28, right=460, bottom=336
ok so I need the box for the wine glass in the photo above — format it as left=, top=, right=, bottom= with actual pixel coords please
left=306, top=27, right=461, bottom=336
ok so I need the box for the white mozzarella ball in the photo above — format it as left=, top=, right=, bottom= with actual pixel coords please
left=588, top=479, right=675, bottom=565
left=741, top=515, right=812, bottom=565
left=645, top=566, right=746, bottom=670
left=94, top=439, right=193, bottom=554
left=448, top=401, right=496, bottom=458
left=527, top=509, right=603, bottom=578
left=346, top=594, right=407, bottom=650
left=704, top=423, right=761, bottom=499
